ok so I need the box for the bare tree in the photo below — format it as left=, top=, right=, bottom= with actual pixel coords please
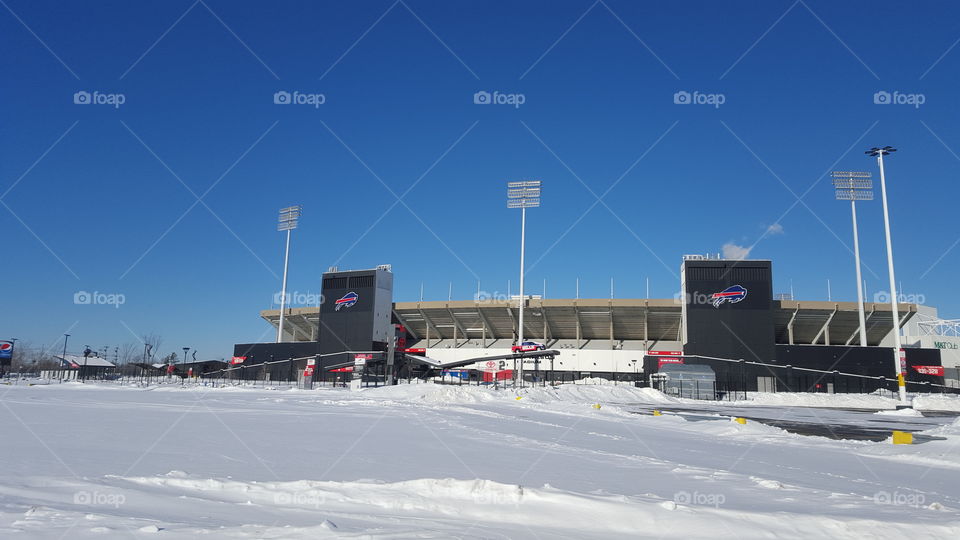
left=118, top=342, right=139, bottom=366
left=140, top=333, right=163, bottom=363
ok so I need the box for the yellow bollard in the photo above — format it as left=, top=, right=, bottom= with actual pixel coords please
left=734, top=417, right=747, bottom=425
left=592, top=403, right=602, bottom=409
left=515, top=396, right=522, bottom=400
left=892, top=431, right=913, bottom=445
left=652, top=410, right=662, bottom=416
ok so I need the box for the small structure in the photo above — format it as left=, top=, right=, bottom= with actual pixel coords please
left=654, top=364, right=717, bottom=400
left=46, top=354, right=117, bottom=380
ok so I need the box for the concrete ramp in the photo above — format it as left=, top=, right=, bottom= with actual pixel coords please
left=404, top=350, right=560, bottom=370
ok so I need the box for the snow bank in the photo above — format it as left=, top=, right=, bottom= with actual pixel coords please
left=913, top=393, right=960, bottom=412
left=109, top=473, right=958, bottom=539
left=875, top=408, right=924, bottom=417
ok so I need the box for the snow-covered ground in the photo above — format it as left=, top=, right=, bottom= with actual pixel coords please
left=1, top=381, right=958, bottom=538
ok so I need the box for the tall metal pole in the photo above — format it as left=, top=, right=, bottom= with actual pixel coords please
left=875, top=150, right=908, bottom=405
left=277, top=228, right=292, bottom=342
left=833, top=171, right=872, bottom=348
left=61, top=334, right=69, bottom=382
left=518, top=206, right=526, bottom=387
left=182, top=347, right=189, bottom=386
left=850, top=200, right=868, bottom=346
left=276, top=205, right=301, bottom=343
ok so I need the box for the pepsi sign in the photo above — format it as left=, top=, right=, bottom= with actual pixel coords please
left=0, top=341, right=12, bottom=361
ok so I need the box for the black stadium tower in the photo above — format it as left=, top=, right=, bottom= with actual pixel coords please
left=317, top=265, right=394, bottom=359
left=681, top=258, right=776, bottom=363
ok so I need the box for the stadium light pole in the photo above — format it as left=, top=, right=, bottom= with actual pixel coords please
left=276, top=205, right=302, bottom=343
left=832, top=171, right=873, bottom=347
left=507, top=180, right=541, bottom=389
left=866, top=146, right=909, bottom=407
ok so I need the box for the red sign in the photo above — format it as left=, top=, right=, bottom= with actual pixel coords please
left=329, top=366, right=354, bottom=373
left=403, top=348, right=426, bottom=354
left=303, top=366, right=314, bottom=377
left=230, top=356, right=246, bottom=365
left=658, top=358, right=685, bottom=369
left=482, top=370, right=513, bottom=382
left=648, top=351, right=683, bottom=356
left=912, top=365, right=944, bottom=376
left=479, top=360, right=501, bottom=372
left=354, top=354, right=373, bottom=361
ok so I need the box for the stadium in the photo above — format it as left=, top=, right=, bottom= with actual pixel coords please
left=233, top=257, right=960, bottom=396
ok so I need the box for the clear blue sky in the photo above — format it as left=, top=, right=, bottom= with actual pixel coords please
left=3, top=0, right=960, bottom=361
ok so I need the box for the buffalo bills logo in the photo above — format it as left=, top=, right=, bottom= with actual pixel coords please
left=710, top=285, right=747, bottom=307
left=335, top=291, right=359, bottom=311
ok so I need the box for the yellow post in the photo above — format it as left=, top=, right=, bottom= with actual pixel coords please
left=592, top=403, right=602, bottom=409
left=515, top=396, right=522, bottom=400
left=734, top=417, right=747, bottom=425
left=652, top=410, right=662, bottom=416
left=892, top=431, right=913, bottom=445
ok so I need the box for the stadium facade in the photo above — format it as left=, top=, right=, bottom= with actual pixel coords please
left=236, top=257, right=959, bottom=392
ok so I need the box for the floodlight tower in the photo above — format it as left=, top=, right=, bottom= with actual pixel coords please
left=507, top=180, right=541, bottom=388
left=277, top=205, right=302, bottom=343
left=832, top=171, right=873, bottom=347
left=866, top=146, right=908, bottom=406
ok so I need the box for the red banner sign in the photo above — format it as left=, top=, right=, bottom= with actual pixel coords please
left=329, top=366, right=354, bottom=373
left=658, top=358, right=684, bottom=369
left=912, top=365, right=944, bottom=376
left=230, top=356, right=246, bottom=365
left=648, top=351, right=683, bottom=357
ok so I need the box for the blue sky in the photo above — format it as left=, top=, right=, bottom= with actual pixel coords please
left=3, top=0, right=960, bottom=361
